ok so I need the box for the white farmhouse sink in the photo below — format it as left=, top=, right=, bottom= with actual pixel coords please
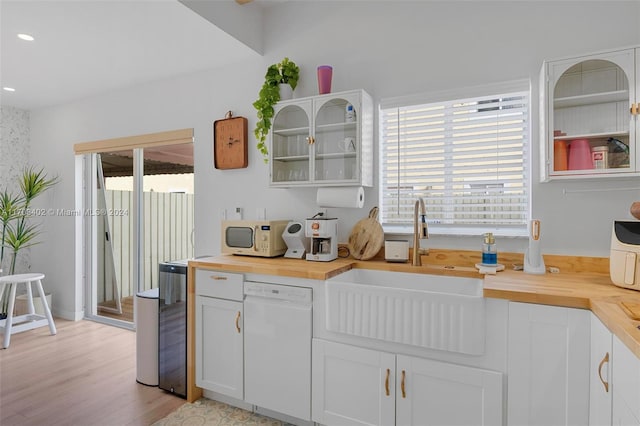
left=325, top=269, right=485, bottom=355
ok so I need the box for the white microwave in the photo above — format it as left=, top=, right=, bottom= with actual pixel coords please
left=221, top=220, right=290, bottom=257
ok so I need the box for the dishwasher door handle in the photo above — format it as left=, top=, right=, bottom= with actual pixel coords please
left=235, top=311, right=241, bottom=333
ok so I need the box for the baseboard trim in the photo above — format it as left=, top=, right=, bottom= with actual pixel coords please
left=53, top=308, right=84, bottom=321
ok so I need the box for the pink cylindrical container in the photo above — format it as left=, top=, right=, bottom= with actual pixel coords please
left=317, top=65, right=333, bottom=95
left=568, top=139, right=594, bottom=170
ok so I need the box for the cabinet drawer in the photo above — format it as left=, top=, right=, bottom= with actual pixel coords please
left=195, top=269, right=243, bottom=301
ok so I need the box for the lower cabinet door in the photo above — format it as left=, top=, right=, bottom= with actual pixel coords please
left=612, top=392, right=640, bottom=426
left=589, top=314, right=613, bottom=426
left=612, top=335, right=640, bottom=426
left=312, top=339, right=395, bottom=426
left=195, top=295, right=243, bottom=399
left=395, top=355, right=503, bottom=426
left=508, top=302, right=590, bottom=426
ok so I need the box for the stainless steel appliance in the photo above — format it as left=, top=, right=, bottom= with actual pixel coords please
left=158, top=260, right=188, bottom=398
left=221, top=220, right=290, bottom=257
left=244, top=281, right=312, bottom=421
left=610, top=221, right=640, bottom=291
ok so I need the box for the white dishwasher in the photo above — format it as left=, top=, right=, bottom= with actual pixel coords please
left=244, top=281, right=312, bottom=421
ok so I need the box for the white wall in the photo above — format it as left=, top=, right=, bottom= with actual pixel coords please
left=27, top=1, right=640, bottom=319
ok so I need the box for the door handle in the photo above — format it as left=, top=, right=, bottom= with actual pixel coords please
left=210, top=275, right=227, bottom=280
left=598, top=352, right=609, bottom=392
left=401, top=370, right=406, bottom=398
left=235, top=311, right=241, bottom=333
left=385, top=368, right=390, bottom=396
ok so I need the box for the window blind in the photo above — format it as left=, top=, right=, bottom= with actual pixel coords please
left=380, top=88, right=529, bottom=235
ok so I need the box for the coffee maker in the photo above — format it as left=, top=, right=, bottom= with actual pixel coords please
left=305, top=217, right=338, bottom=262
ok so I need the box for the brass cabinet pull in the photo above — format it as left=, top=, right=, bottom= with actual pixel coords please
left=401, top=370, right=406, bottom=398
left=306, top=136, right=315, bottom=145
left=598, top=352, right=609, bottom=392
left=235, top=311, right=241, bottom=333
left=211, top=275, right=227, bottom=280
left=385, top=368, right=390, bottom=396
left=630, top=103, right=638, bottom=115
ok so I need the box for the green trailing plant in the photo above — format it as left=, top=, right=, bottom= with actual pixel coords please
left=0, top=167, right=58, bottom=318
left=253, top=57, right=300, bottom=162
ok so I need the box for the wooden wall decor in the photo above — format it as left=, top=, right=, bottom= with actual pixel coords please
left=214, top=111, right=248, bottom=169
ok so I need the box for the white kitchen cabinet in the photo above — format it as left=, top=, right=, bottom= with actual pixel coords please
left=312, top=339, right=395, bottom=426
left=590, top=314, right=613, bottom=426
left=612, top=335, right=640, bottom=426
left=269, top=89, right=373, bottom=187
left=541, top=47, right=639, bottom=181
left=395, top=354, right=503, bottom=426
left=507, top=302, right=590, bottom=426
left=195, top=295, right=244, bottom=400
left=312, top=339, right=503, bottom=426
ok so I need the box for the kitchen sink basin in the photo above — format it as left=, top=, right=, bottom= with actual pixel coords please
left=325, top=269, right=485, bottom=355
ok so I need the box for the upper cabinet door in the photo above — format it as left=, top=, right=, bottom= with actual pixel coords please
left=541, top=47, right=639, bottom=181
left=313, top=93, right=361, bottom=185
left=269, top=89, right=373, bottom=188
left=270, top=100, right=312, bottom=185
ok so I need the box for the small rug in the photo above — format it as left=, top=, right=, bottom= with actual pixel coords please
left=153, top=398, right=286, bottom=426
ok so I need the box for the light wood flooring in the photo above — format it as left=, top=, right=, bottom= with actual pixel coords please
left=0, top=318, right=185, bottom=425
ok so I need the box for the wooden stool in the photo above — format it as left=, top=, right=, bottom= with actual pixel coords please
left=0, top=273, right=56, bottom=349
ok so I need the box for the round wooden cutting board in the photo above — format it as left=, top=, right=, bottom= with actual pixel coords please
left=348, top=207, right=384, bottom=260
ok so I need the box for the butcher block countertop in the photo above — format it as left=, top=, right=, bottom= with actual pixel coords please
left=189, top=250, right=640, bottom=359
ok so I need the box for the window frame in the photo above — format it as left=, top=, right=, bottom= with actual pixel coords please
left=378, top=80, right=532, bottom=237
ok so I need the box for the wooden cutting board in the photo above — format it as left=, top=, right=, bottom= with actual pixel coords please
left=619, top=300, right=640, bottom=321
left=348, top=207, right=384, bottom=260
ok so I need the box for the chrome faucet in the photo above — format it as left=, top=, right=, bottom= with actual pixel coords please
left=412, top=197, right=429, bottom=266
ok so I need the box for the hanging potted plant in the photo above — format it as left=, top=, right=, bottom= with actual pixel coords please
left=253, top=57, right=300, bottom=162
left=0, top=167, right=58, bottom=319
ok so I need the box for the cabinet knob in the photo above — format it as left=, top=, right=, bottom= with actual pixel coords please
left=306, top=136, right=315, bottom=145
left=597, top=352, right=609, bottom=392
left=630, top=103, right=638, bottom=116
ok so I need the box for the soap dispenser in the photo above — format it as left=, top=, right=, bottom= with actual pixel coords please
left=482, top=233, right=497, bottom=265
left=524, top=219, right=546, bottom=274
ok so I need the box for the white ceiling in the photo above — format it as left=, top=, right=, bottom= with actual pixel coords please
left=0, top=0, right=262, bottom=110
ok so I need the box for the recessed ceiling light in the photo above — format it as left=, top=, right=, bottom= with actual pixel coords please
left=3, top=87, right=16, bottom=92
left=17, top=33, right=34, bottom=41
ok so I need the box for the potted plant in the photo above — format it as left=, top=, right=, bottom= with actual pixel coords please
left=253, top=57, right=300, bottom=162
left=0, top=167, right=58, bottom=319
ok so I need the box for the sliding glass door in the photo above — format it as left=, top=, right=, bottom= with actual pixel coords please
left=82, top=141, right=194, bottom=328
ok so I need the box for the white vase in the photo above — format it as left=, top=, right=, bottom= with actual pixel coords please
left=279, top=83, right=293, bottom=100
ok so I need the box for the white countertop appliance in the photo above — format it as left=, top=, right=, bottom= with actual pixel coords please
left=305, top=217, right=338, bottom=262
left=282, top=221, right=308, bottom=259
left=610, top=220, right=640, bottom=291
left=221, top=220, right=289, bottom=257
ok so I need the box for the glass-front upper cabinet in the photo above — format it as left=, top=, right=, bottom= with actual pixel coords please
left=541, top=47, right=639, bottom=181
left=269, top=89, right=373, bottom=187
